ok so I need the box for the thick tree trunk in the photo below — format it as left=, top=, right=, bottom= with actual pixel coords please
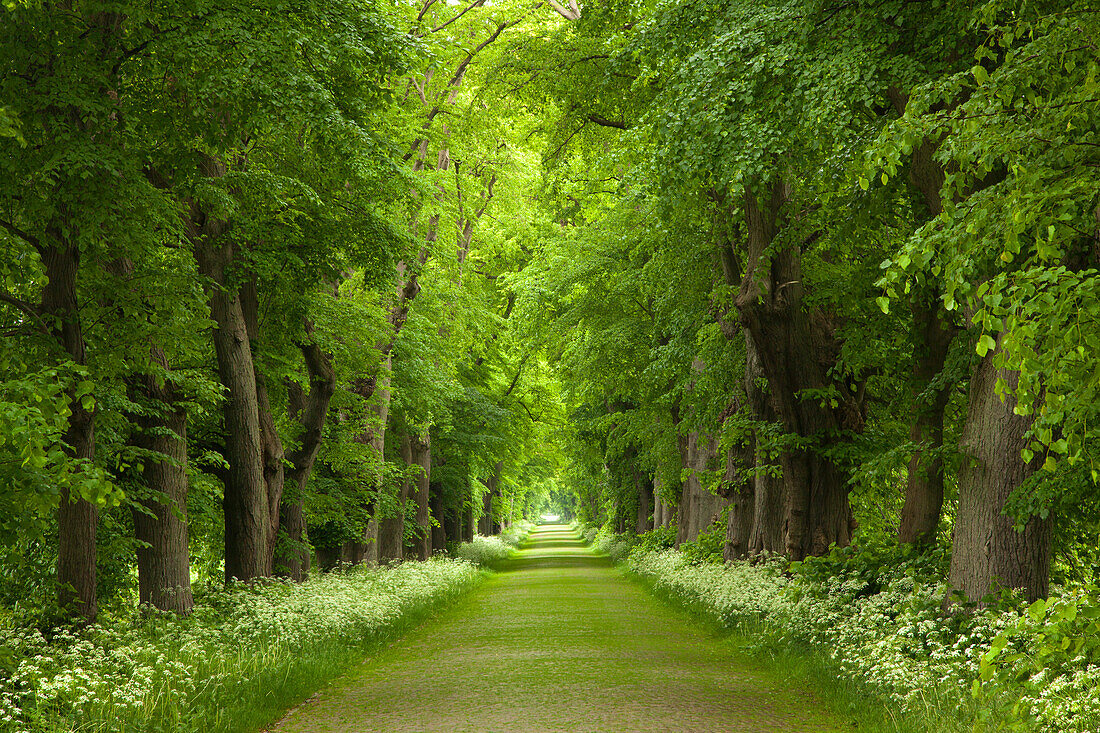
left=949, top=342, right=1052, bottom=603
left=379, top=429, right=413, bottom=563
left=635, top=471, right=653, bottom=534
left=675, top=430, right=730, bottom=546
left=277, top=328, right=336, bottom=580
left=42, top=243, right=98, bottom=621
left=239, top=279, right=285, bottom=575
left=886, top=87, right=957, bottom=547
left=195, top=237, right=269, bottom=583
left=464, top=496, right=475, bottom=540
left=745, top=335, right=786, bottom=556
left=898, top=294, right=955, bottom=545
left=411, top=433, right=432, bottom=560
left=653, top=477, right=673, bottom=528
left=734, top=179, right=855, bottom=560
left=430, top=482, right=447, bottom=551
left=721, top=431, right=755, bottom=562
left=129, top=348, right=194, bottom=614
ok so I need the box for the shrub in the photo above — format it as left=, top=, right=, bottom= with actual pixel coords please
left=454, top=535, right=513, bottom=566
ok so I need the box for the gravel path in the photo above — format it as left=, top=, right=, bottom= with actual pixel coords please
left=273, top=525, right=850, bottom=732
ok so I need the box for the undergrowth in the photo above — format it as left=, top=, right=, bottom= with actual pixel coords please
left=0, top=555, right=487, bottom=732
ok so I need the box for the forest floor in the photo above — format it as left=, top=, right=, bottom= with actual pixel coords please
left=270, top=525, right=856, bottom=732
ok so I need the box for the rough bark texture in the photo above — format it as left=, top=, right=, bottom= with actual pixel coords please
left=429, top=482, right=447, bottom=552
left=653, top=477, right=673, bottom=528
left=379, top=430, right=414, bottom=563
left=411, top=433, right=432, bottom=560
left=193, top=220, right=270, bottom=583
left=733, top=180, right=856, bottom=560
left=949, top=343, right=1052, bottom=603
left=129, top=348, right=194, bottom=614
left=635, top=471, right=654, bottom=534
left=277, top=328, right=336, bottom=581
left=721, top=434, right=755, bottom=562
left=744, top=336, right=786, bottom=556
left=675, top=430, right=731, bottom=547
left=240, top=279, right=285, bottom=575
left=897, top=294, right=955, bottom=545
left=42, top=242, right=99, bottom=621
left=887, top=86, right=957, bottom=547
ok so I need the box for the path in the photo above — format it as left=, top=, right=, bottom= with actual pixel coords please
left=274, top=525, right=850, bottom=732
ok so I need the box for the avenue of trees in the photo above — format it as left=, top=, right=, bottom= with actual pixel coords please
left=2, top=0, right=1098, bottom=626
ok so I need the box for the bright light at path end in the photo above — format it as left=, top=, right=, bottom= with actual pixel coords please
left=541, top=514, right=560, bottom=522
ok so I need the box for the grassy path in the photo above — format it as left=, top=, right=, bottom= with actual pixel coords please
left=273, top=525, right=852, bottom=732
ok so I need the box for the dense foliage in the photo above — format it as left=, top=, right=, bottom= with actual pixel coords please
left=3, top=0, right=1099, bottom=728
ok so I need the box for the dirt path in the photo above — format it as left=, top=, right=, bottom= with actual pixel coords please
left=274, top=525, right=850, bottom=732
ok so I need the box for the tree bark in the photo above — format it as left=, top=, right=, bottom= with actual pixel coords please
left=897, top=294, right=955, bottom=545
left=277, top=325, right=336, bottom=580
left=379, top=428, right=413, bottom=562
left=194, top=233, right=270, bottom=583
left=675, top=430, right=730, bottom=546
left=635, top=470, right=653, bottom=534
left=430, top=481, right=447, bottom=551
left=411, top=433, right=432, bottom=560
left=128, top=347, right=194, bottom=614
left=41, top=242, right=98, bottom=622
left=888, top=86, right=958, bottom=547
left=744, top=334, right=786, bottom=556
left=948, top=340, right=1052, bottom=603
left=733, top=179, right=857, bottom=560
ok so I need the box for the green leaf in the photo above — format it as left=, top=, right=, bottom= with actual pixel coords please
left=976, top=334, right=996, bottom=357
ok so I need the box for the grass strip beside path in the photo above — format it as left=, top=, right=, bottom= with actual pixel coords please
left=274, top=525, right=860, bottom=732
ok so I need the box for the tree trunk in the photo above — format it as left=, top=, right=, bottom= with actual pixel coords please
left=734, top=179, right=856, bottom=560
left=886, top=86, right=957, bottom=548
left=42, top=242, right=98, bottom=622
left=194, top=236, right=270, bottom=583
left=676, top=430, right=730, bottom=546
left=635, top=471, right=653, bottom=534
left=430, top=482, right=447, bottom=551
left=379, top=428, right=413, bottom=563
left=411, top=433, right=432, bottom=560
left=898, top=294, right=955, bottom=545
left=948, top=340, right=1052, bottom=603
left=721, top=431, right=755, bottom=562
left=128, top=348, right=194, bottom=614
left=277, top=327, right=336, bottom=580
left=745, top=334, right=786, bottom=556
left=239, top=278, right=285, bottom=576
left=465, top=495, right=475, bottom=540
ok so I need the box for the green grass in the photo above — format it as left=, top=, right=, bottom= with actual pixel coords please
left=276, top=525, right=872, bottom=732
left=625, top=570, right=985, bottom=733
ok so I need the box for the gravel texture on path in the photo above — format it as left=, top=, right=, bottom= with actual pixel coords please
left=272, top=525, right=851, bottom=732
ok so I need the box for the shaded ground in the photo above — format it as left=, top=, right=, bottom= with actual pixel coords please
left=273, top=525, right=851, bottom=732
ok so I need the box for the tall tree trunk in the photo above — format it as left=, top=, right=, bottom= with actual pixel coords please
left=128, top=348, right=194, bottom=614
left=675, top=430, right=729, bottom=546
left=635, top=471, right=653, bottom=534
left=464, top=493, right=476, bottom=540
left=277, top=326, right=336, bottom=580
left=239, top=278, right=285, bottom=576
left=194, top=235, right=269, bottom=583
left=734, top=179, right=856, bottom=560
left=41, top=242, right=98, bottom=621
left=897, top=294, right=955, bottom=545
left=379, top=428, right=413, bottom=563
left=430, top=482, right=447, bottom=551
left=411, top=433, right=432, bottom=560
left=745, top=335, right=786, bottom=556
left=722, top=432, right=755, bottom=562
left=949, top=340, right=1052, bottom=603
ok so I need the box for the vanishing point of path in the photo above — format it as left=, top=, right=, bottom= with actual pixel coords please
left=274, top=526, right=850, bottom=732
